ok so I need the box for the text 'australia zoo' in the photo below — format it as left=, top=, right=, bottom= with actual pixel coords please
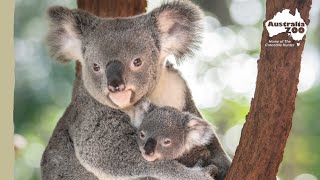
left=267, top=21, right=306, bottom=33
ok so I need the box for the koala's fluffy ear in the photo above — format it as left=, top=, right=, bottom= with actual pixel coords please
left=151, top=1, right=203, bottom=60
left=184, top=115, right=213, bottom=151
left=46, top=6, right=97, bottom=63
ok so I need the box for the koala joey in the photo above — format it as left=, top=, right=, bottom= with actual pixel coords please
left=41, top=1, right=218, bottom=180
left=125, top=100, right=231, bottom=180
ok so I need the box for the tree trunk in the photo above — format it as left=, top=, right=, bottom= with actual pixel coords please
left=76, top=0, right=147, bottom=77
left=225, top=1, right=312, bottom=179
left=77, top=0, right=147, bottom=17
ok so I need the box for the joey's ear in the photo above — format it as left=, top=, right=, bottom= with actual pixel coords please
left=151, top=1, right=203, bottom=60
left=125, top=98, right=158, bottom=128
left=46, top=6, right=97, bottom=63
left=184, top=115, right=213, bottom=151
left=134, top=98, right=158, bottom=119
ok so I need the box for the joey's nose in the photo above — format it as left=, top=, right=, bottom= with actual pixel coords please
left=106, top=60, right=125, bottom=92
left=144, top=138, right=157, bottom=155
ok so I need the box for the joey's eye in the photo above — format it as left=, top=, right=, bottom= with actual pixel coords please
left=133, top=58, right=142, bottom=67
left=93, top=63, right=100, bottom=71
left=140, top=132, right=145, bottom=139
left=163, top=139, right=171, bottom=146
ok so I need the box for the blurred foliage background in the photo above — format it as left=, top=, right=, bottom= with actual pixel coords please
left=14, top=0, right=320, bottom=180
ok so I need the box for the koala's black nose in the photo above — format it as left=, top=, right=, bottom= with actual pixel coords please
left=106, top=60, right=125, bottom=92
left=144, top=138, right=157, bottom=155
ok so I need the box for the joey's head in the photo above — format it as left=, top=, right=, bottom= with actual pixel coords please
left=134, top=101, right=213, bottom=162
left=46, top=1, right=203, bottom=109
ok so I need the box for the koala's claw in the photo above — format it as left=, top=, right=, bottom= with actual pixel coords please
left=202, top=164, right=219, bottom=178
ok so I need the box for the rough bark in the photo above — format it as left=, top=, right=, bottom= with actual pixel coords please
left=76, top=0, right=147, bottom=77
left=77, top=0, right=147, bottom=17
left=225, top=0, right=312, bottom=179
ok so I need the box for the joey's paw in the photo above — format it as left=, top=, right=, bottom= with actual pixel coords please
left=202, top=164, right=219, bottom=178
left=194, top=159, right=205, bottom=168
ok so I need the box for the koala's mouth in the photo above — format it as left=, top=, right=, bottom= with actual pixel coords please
left=108, top=89, right=134, bottom=109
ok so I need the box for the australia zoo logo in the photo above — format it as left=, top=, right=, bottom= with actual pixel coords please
left=265, top=9, right=307, bottom=47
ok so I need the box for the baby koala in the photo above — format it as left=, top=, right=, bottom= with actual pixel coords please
left=124, top=99, right=231, bottom=180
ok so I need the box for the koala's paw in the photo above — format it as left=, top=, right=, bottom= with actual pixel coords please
left=194, top=159, right=205, bottom=168
left=202, top=164, right=219, bottom=178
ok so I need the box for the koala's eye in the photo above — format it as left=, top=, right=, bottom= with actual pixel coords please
left=163, top=139, right=171, bottom=146
left=93, top=63, right=100, bottom=71
left=140, top=131, right=145, bottom=139
left=133, top=58, right=142, bottom=67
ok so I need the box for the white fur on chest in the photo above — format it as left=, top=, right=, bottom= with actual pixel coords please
left=148, top=68, right=186, bottom=111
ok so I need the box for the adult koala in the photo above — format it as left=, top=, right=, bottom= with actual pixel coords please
left=41, top=1, right=226, bottom=180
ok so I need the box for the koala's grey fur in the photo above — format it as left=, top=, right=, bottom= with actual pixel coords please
left=42, top=78, right=215, bottom=180
left=46, top=1, right=203, bottom=110
left=128, top=101, right=231, bottom=180
left=42, top=1, right=223, bottom=180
